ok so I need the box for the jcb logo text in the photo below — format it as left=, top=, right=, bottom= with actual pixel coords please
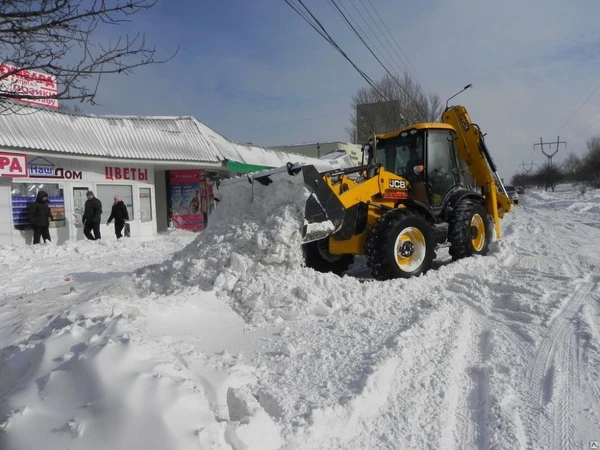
left=388, top=179, right=406, bottom=189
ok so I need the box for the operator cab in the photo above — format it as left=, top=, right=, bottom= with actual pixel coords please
left=373, top=124, right=470, bottom=208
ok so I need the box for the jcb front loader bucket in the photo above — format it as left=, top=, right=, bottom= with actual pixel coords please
left=300, top=165, right=346, bottom=243
left=215, top=160, right=355, bottom=243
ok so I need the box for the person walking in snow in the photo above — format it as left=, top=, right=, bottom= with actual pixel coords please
left=28, top=190, right=53, bottom=244
left=82, top=191, right=102, bottom=240
left=106, top=196, right=129, bottom=239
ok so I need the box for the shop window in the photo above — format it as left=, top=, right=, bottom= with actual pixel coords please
left=96, top=185, right=134, bottom=220
left=72, top=187, right=89, bottom=228
left=11, top=183, right=66, bottom=230
left=139, top=188, right=153, bottom=223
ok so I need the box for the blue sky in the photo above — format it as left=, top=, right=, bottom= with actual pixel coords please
left=84, top=0, right=600, bottom=177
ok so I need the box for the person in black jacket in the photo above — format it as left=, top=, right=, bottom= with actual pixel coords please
left=28, top=190, right=52, bottom=244
left=82, top=191, right=102, bottom=240
left=107, top=196, right=129, bottom=239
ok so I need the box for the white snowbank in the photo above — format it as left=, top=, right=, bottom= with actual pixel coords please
left=2, top=183, right=600, bottom=450
left=136, top=171, right=331, bottom=323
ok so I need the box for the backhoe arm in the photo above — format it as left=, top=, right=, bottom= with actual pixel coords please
left=442, top=105, right=512, bottom=239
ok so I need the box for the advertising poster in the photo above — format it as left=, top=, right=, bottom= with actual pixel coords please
left=0, top=64, right=58, bottom=109
left=170, top=169, right=205, bottom=231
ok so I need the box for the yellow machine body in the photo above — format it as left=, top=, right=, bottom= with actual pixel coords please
left=315, top=105, right=512, bottom=255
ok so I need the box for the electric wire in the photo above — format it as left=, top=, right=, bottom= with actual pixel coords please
left=283, top=0, right=387, bottom=100
left=362, top=0, right=430, bottom=93
left=326, top=0, right=417, bottom=106
left=344, top=0, right=411, bottom=85
left=550, top=72, right=600, bottom=137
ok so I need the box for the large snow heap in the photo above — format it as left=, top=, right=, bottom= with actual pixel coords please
left=135, top=170, right=353, bottom=322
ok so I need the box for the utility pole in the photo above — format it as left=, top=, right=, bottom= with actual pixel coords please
left=520, top=161, right=535, bottom=173
left=533, top=136, right=567, bottom=191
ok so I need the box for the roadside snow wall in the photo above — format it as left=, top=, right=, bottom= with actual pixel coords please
left=136, top=170, right=352, bottom=322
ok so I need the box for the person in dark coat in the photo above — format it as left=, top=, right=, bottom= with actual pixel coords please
left=107, top=196, right=129, bottom=239
left=28, top=190, right=52, bottom=244
left=82, top=191, right=102, bottom=240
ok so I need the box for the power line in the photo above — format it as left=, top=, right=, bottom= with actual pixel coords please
left=345, top=0, right=413, bottom=87
left=363, top=0, right=430, bottom=93
left=555, top=82, right=600, bottom=135
left=283, top=0, right=386, bottom=100
left=563, top=110, right=600, bottom=140
left=326, top=0, right=418, bottom=107
left=326, top=0, right=402, bottom=82
left=549, top=72, right=600, bottom=137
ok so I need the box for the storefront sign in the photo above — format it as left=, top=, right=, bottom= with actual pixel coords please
left=28, top=157, right=82, bottom=179
left=105, top=166, right=148, bottom=181
left=0, top=152, right=28, bottom=178
left=0, top=63, right=58, bottom=109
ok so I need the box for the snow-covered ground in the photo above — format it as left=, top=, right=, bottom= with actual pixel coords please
left=1, top=182, right=600, bottom=450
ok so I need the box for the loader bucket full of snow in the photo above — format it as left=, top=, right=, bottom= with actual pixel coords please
left=300, top=165, right=346, bottom=243
left=215, top=161, right=351, bottom=244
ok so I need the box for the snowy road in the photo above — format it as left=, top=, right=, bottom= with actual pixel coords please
left=1, top=184, right=599, bottom=450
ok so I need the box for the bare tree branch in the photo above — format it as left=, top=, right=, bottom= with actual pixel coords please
left=348, top=72, right=443, bottom=143
left=0, top=0, right=177, bottom=111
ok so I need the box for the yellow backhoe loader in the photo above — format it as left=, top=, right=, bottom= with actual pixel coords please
left=295, top=102, right=513, bottom=280
left=218, top=99, right=512, bottom=280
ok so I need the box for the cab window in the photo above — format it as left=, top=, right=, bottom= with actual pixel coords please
left=375, top=131, right=425, bottom=178
left=426, top=130, right=459, bottom=206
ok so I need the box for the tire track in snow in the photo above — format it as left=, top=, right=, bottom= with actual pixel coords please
left=527, top=275, right=599, bottom=450
left=466, top=330, right=493, bottom=450
left=454, top=301, right=530, bottom=450
left=555, top=334, right=577, bottom=450
left=327, top=303, right=475, bottom=450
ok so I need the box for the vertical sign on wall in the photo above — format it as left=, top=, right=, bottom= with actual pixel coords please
left=169, top=169, right=205, bottom=231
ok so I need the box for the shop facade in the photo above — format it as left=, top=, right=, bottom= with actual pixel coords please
left=0, top=150, right=227, bottom=245
left=0, top=102, right=352, bottom=246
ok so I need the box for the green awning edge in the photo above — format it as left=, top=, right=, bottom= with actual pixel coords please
left=226, top=160, right=273, bottom=173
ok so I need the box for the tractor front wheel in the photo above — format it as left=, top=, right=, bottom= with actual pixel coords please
left=448, top=200, right=491, bottom=260
left=364, top=209, right=435, bottom=280
left=302, top=238, right=354, bottom=275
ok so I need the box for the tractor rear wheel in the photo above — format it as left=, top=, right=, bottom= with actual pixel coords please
left=448, top=200, right=491, bottom=260
left=364, top=209, right=435, bottom=280
left=302, top=238, right=354, bottom=275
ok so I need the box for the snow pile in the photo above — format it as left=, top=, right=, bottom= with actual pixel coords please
left=136, top=171, right=355, bottom=323
left=3, top=182, right=600, bottom=450
left=0, top=292, right=277, bottom=450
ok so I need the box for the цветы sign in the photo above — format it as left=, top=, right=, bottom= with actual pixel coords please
left=105, top=167, right=148, bottom=181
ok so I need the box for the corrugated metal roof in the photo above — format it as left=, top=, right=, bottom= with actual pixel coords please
left=0, top=102, right=222, bottom=163
left=192, top=119, right=317, bottom=168
left=0, top=101, right=340, bottom=169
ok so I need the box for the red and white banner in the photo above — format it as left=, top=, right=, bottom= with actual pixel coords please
left=0, top=63, right=58, bottom=109
left=0, top=152, right=28, bottom=178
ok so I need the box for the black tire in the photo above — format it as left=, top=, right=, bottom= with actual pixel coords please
left=302, top=238, right=354, bottom=275
left=363, top=209, right=435, bottom=280
left=448, top=200, right=491, bottom=261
